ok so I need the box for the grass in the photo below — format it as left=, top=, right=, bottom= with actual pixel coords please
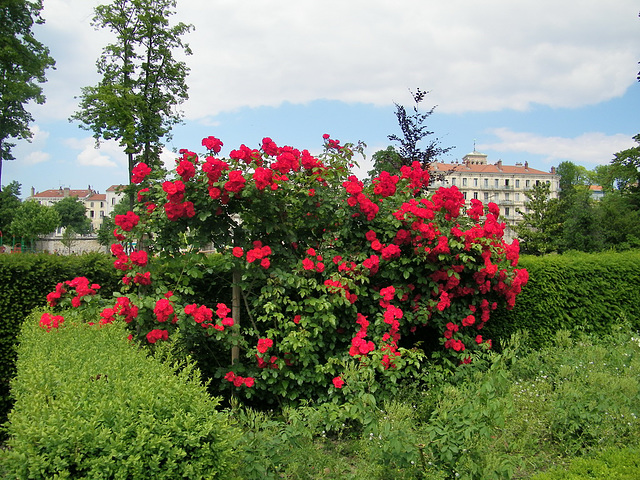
left=227, top=325, right=640, bottom=479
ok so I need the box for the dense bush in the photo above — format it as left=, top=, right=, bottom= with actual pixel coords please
left=47, top=135, right=529, bottom=408
left=484, top=250, right=640, bottom=349
left=0, top=311, right=237, bottom=479
left=0, top=253, right=120, bottom=432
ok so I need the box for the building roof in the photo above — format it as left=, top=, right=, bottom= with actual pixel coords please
left=431, top=161, right=555, bottom=176
left=31, top=188, right=94, bottom=199
left=106, top=185, right=126, bottom=192
left=87, top=193, right=107, bottom=201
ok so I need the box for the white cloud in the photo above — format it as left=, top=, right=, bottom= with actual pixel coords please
left=30, top=0, right=640, bottom=122
left=24, top=151, right=51, bottom=165
left=478, top=128, right=637, bottom=166
left=65, top=137, right=123, bottom=168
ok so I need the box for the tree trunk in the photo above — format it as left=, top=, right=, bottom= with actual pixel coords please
left=231, top=268, right=241, bottom=365
left=128, top=151, right=135, bottom=211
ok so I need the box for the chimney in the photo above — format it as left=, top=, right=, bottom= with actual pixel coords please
left=31, top=186, right=35, bottom=197
left=496, top=160, right=502, bottom=171
left=550, top=166, right=556, bottom=174
left=524, top=161, right=529, bottom=171
left=63, top=187, right=70, bottom=197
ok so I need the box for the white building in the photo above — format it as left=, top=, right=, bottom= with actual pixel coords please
left=429, top=150, right=560, bottom=239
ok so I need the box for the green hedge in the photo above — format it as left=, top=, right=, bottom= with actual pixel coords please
left=0, top=313, right=237, bottom=479
left=0, top=253, right=120, bottom=432
left=484, top=250, right=640, bottom=349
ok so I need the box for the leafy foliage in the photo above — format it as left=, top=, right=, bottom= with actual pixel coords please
left=8, top=200, right=59, bottom=245
left=70, top=0, right=193, bottom=201
left=0, top=180, right=21, bottom=235
left=369, top=88, right=452, bottom=179
left=44, top=134, right=528, bottom=408
left=516, top=160, right=640, bottom=254
left=484, top=251, right=640, bottom=349
left=53, top=195, right=91, bottom=234
left=0, top=0, right=55, bottom=186
left=1, top=315, right=237, bottom=479
left=514, top=182, right=562, bottom=255
left=0, top=252, right=120, bottom=435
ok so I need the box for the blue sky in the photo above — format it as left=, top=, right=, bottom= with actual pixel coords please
left=4, top=0, right=639, bottom=197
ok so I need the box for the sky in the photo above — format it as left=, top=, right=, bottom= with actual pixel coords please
left=4, top=0, right=640, bottom=198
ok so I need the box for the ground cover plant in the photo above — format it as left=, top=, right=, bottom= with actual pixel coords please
left=225, top=324, right=640, bottom=479
left=41, top=134, right=528, bottom=408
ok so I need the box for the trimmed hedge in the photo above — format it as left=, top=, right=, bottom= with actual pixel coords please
left=0, top=313, right=237, bottom=479
left=484, top=250, right=640, bottom=349
left=0, top=253, right=120, bottom=433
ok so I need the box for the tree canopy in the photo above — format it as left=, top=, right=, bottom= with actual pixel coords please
left=70, top=0, right=193, bottom=191
left=0, top=0, right=55, bottom=189
left=0, top=180, right=21, bottom=234
left=9, top=200, right=59, bottom=245
left=53, top=196, right=91, bottom=234
left=369, top=88, right=452, bottom=179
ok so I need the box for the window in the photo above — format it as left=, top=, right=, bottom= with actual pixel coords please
left=463, top=191, right=467, bottom=200
left=90, top=211, right=95, bottom=218
left=505, top=207, right=510, bottom=217
left=462, top=178, right=468, bottom=187
left=473, top=192, right=478, bottom=199
left=505, top=179, right=510, bottom=187
left=484, top=179, right=489, bottom=187
left=525, top=180, right=530, bottom=188
left=515, top=179, right=520, bottom=188
left=515, top=193, right=520, bottom=201
left=536, top=180, right=541, bottom=186
left=91, top=202, right=94, bottom=207
left=484, top=192, right=489, bottom=201
left=100, top=211, right=105, bottom=218
left=494, top=179, right=499, bottom=188
left=101, top=202, right=104, bottom=208
left=473, top=178, right=478, bottom=187
left=505, top=192, right=510, bottom=201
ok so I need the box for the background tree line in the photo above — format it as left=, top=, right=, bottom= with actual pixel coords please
left=515, top=139, right=640, bottom=255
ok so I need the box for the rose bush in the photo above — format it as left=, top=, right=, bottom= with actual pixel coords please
left=44, top=135, right=527, bottom=404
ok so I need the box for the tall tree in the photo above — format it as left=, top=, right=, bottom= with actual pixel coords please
left=9, top=200, right=59, bottom=250
left=0, top=180, right=21, bottom=234
left=514, top=182, right=562, bottom=255
left=370, top=88, right=452, bottom=179
left=0, top=0, right=55, bottom=190
left=53, top=196, right=91, bottom=234
left=610, top=134, right=640, bottom=207
left=556, top=160, right=592, bottom=200
left=562, top=188, right=604, bottom=252
left=71, top=0, right=192, bottom=199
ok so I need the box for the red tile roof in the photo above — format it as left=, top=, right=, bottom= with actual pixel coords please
left=31, top=189, right=93, bottom=199
left=431, top=162, right=554, bottom=176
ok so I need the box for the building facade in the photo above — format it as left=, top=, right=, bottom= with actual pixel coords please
left=28, top=185, right=125, bottom=233
left=429, top=150, right=560, bottom=239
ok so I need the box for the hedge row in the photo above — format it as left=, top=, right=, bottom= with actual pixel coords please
left=484, top=250, right=640, bottom=349
left=2, top=250, right=639, bottom=428
left=0, top=253, right=120, bottom=431
left=0, top=314, right=237, bottom=479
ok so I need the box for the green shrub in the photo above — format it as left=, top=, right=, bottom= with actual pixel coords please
left=485, top=251, right=640, bottom=349
left=0, top=253, right=120, bottom=431
left=529, top=446, right=640, bottom=480
left=0, top=311, right=237, bottom=479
